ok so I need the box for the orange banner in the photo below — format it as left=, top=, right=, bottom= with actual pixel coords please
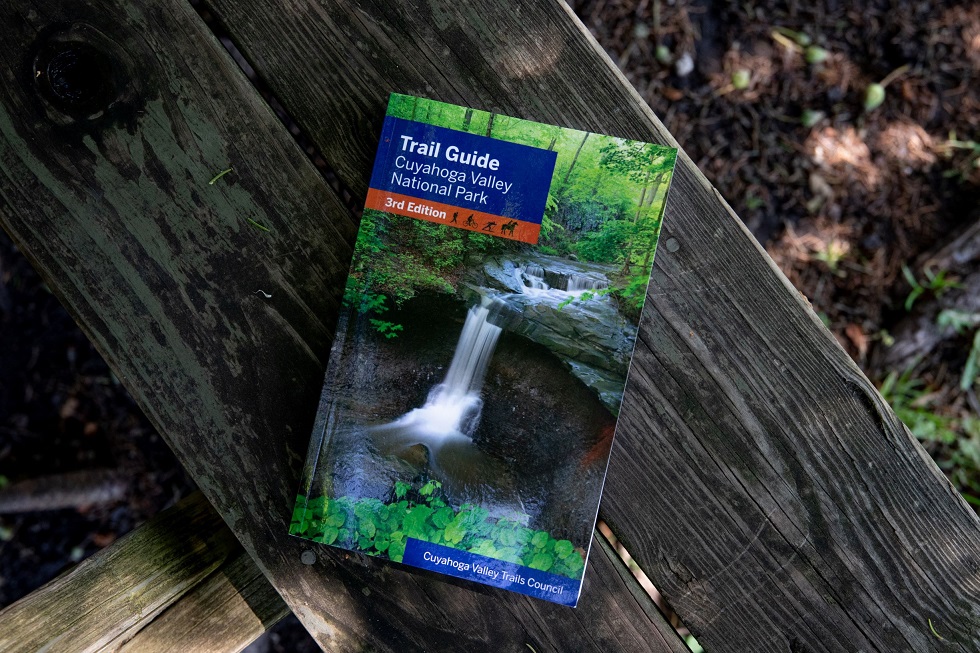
left=364, top=189, right=541, bottom=244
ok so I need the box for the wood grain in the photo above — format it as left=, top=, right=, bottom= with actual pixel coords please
left=118, top=549, right=289, bottom=653
left=0, top=492, right=240, bottom=653
left=0, top=1, right=685, bottom=650
left=191, top=0, right=980, bottom=650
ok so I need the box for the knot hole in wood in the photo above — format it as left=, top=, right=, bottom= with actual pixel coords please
left=34, top=41, right=116, bottom=116
left=29, top=23, right=142, bottom=127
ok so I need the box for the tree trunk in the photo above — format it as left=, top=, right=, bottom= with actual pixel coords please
left=562, top=132, right=589, bottom=187
left=647, top=171, right=665, bottom=206
left=462, top=108, right=473, bottom=131
left=621, top=170, right=653, bottom=275
left=633, top=170, right=651, bottom=223
left=485, top=112, right=495, bottom=136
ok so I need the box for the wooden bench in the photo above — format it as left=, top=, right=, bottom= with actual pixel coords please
left=1, top=0, right=978, bottom=651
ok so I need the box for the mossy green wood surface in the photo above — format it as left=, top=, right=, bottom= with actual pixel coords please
left=191, top=1, right=980, bottom=651
left=0, top=492, right=243, bottom=652
left=0, top=1, right=687, bottom=651
left=117, top=547, right=290, bottom=653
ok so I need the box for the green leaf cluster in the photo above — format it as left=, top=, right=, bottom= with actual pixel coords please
left=902, top=265, right=963, bottom=312
left=289, top=480, right=586, bottom=580
left=880, top=369, right=959, bottom=444
left=344, top=211, right=475, bottom=336
left=880, top=369, right=980, bottom=506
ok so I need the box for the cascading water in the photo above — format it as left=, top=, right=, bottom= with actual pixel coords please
left=566, top=275, right=609, bottom=292
left=371, top=299, right=509, bottom=490
left=521, top=263, right=549, bottom=290
left=515, top=262, right=609, bottom=297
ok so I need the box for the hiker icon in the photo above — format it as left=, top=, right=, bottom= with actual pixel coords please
left=465, top=214, right=477, bottom=227
left=500, top=220, right=517, bottom=236
left=451, top=212, right=458, bottom=224
left=482, top=221, right=497, bottom=232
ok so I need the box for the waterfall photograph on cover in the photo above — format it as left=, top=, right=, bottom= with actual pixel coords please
left=290, top=94, right=676, bottom=606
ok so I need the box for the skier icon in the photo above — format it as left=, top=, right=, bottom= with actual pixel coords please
left=482, top=221, right=497, bottom=232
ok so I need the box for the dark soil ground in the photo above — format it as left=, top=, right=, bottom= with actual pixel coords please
left=1, top=0, right=978, bottom=650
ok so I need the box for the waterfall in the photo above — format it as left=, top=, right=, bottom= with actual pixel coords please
left=566, top=274, right=609, bottom=292
left=371, top=300, right=507, bottom=488
left=519, top=263, right=549, bottom=290
left=515, top=262, right=609, bottom=297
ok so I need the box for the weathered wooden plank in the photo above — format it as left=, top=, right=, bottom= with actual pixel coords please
left=190, top=0, right=980, bottom=650
left=0, top=492, right=240, bottom=653
left=0, top=1, right=685, bottom=650
left=118, top=548, right=289, bottom=653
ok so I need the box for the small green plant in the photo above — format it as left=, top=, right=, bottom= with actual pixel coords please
left=863, top=83, right=886, bottom=112
left=939, top=133, right=980, bottom=180
left=937, top=310, right=980, bottom=391
left=557, top=288, right=614, bottom=311
left=731, top=69, right=751, bottom=90
left=771, top=27, right=811, bottom=49
left=879, top=369, right=957, bottom=444
left=800, top=109, right=825, bottom=128
left=902, top=265, right=963, bottom=311
left=963, top=331, right=980, bottom=392
left=368, top=319, right=404, bottom=339
left=937, top=309, right=980, bottom=333
left=804, top=46, right=829, bottom=65
left=771, top=28, right=829, bottom=66
left=862, top=65, right=910, bottom=113
left=290, top=479, right=586, bottom=580
left=813, top=239, right=848, bottom=274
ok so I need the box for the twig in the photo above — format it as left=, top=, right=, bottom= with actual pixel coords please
left=246, top=218, right=271, bottom=232
left=208, top=167, right=234, bottom=185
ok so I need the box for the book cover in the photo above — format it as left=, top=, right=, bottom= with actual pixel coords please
left=290, top=94, right=677, bottom=607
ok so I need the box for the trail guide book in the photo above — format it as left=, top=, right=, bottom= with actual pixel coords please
left=290, top=94, right=677, bottom=607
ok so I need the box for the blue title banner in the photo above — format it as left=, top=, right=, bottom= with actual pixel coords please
left=403, top=538, right=582, bottom=607
left=368, top=116, right=557, bottom=225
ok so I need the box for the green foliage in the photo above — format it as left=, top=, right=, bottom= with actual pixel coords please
left=289, top=480, right=586, bottom=580
left=953, top=417, right=980, bottom=506
left=879, top=369, right=980, bottom=505
left=939, top=134, right=980, bottom=181
left=615, top=275, right=652, bottom=312
left=813, top=240, right=848, bottom=274
left=902, top=265, right=963, bottom=311
left=368, top=319, right=403, bottom=339
left=576, top=219, right=633, bottom=264
left=963, top=331, right=980, bottom=392
left=937, top=309, right=980, bottom=333
left=937, top=310, right=980, bottom=391
left=879, top=369, right=958, bottom=444
left=344, top=211, right=472, bottom=336
left=598, top=140, right=667, bottom=183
